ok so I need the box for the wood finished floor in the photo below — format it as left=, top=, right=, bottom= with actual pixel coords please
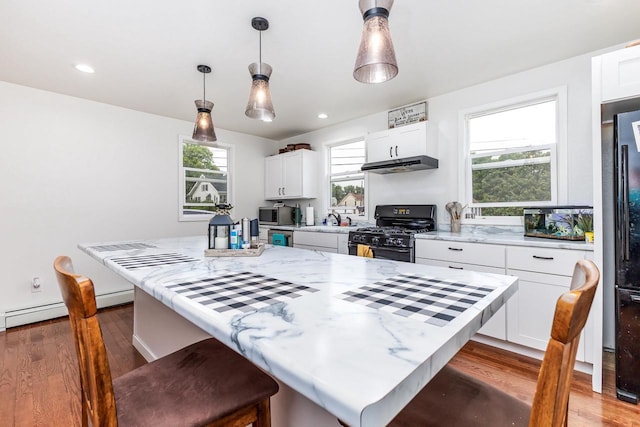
left=0, top=304, right=638, bottom=426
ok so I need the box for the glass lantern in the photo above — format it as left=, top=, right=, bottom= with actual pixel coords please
left=208, top=206, right=234, bottom=250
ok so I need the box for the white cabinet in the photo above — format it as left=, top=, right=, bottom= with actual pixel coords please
left=602, top=44, right=640, bottom=102
left=294, top=230, right=339, bottom=253
left=415, top=240, right=507, bottom=340
left=337, top=234, right=349, bottom=255
left=258, top=226, right=269, bottom=243
left=366, top=121, right=429, bottom=163
left=415, top=240, right=505, bottom=268
left=293, top=230, right=350, bottom=254
left=506, top=246, right=588, bottom=361
left=264, top=150, right=318, bottom=200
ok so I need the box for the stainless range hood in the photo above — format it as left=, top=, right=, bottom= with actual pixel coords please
left=360, top=155, right=439, bottom=174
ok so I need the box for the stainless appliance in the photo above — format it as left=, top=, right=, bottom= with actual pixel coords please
left=259, top=206, right=294, bottom=225
left=268, top=228, right=294, bottom=247
left=348, top=204, right=436, bottom=262
left=614, top=109, right=640, bottom=403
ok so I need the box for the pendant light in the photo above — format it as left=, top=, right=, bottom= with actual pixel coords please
left=192, top=64, right=217, bottom=142
left=245, top=17, right=276, bottom=122
left=353, top=0, right=398, bottom=84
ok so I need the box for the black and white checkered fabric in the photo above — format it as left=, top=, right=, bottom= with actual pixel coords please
left=89, top=242, right=157, bottom=252
left=166, top=271, right=318, bottom=315
left=339, top=274, right=494, bottom=326
left=110, top=253, right=199, bottom=270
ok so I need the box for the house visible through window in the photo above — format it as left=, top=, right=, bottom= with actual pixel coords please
left=179, top=138, right=230, bottom=221
left=466, top=95, right=559, bottom=219
left=329, top=139, right=366, bottom=217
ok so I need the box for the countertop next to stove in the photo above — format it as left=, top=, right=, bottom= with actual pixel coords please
left=262, top=224, right=366, bottom=234
left=265, top=224, right=594, bottom=251
left=416, top=226, right=594, bottom=251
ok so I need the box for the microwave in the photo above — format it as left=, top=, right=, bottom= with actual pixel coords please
left=259, top=206, right=294, bottom=225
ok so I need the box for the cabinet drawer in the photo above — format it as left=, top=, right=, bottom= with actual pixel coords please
left=415, top=258, right=505, bottom=275
left=415, top=240, right=505, bottom=268
left=294, top=243, right=338, bottom=254
left=293, top=231, right=338, bottom=249
left=507, top=246, right=585, bottom=276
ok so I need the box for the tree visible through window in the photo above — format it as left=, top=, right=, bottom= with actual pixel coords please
left=467, top=98, right=558, bottom=218
left=329, top=140, right=366, bottom=217
left=180, top=140, right=229, bottom=220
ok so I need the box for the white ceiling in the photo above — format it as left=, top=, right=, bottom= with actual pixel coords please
left=1, top=1, right=639, bottom=141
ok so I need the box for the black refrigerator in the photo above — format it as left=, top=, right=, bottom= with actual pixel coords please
left=614, top=109, right=640, bottom=404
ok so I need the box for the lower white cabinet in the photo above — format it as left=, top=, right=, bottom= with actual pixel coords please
left=293, top=230, right=349, bottom=254
left=415, top=240, right=592, bottom=362
left=258, top=226, right=269, bottom=243
left=506, top=246, right=588, bottom=361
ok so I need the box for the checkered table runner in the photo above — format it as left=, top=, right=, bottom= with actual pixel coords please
left=166, top=272, right=319, bottom=315
left=89, top=242, right=157, bottom=252
left=110, top=253, right=199, bottom=269
left=339, top=274, right=494, bottom=326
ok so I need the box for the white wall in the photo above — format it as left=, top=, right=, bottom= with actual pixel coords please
left=0, top=81, right=276, bottom=317
left=281, top=50, right=596, bottom=225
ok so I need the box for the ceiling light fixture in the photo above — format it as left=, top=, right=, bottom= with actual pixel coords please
left=192, top=64, right=217, bottom=143
left=318, top=113, right=328, bottom=119
left=75, top=64, right=95, bottom=73
left=245, top=17, right=276, bottom=122
left=353, top=0, right=398, bottom=84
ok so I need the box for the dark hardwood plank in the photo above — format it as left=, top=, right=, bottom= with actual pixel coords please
left=0, top=303, right=639, bottom=426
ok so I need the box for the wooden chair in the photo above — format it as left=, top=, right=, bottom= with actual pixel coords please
left=389, top=259, right=599, bottom=427
left=54, top=255, right=279, bottom=427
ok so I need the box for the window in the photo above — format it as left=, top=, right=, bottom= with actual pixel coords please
left=464, top=90, right=565, bottom=222
left=178, top=136, right=232, bottom=221
left=328, top=139, right=366, bottom=217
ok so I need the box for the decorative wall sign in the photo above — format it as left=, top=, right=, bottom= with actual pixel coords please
left=388, top=101, right=427, bottom=128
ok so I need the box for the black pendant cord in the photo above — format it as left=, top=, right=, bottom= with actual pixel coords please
left=259, top=30, right=262, bottom=75
left=202, top=71, right=206, bottom=103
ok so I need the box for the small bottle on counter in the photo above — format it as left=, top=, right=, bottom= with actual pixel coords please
left=230, top=228, right=239, bottom=249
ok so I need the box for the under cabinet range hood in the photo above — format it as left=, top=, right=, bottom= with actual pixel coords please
left=361, top=155, right=439, bottom=174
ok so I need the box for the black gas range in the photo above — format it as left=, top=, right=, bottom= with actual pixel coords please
left=348, top=205, right=437, bottom=263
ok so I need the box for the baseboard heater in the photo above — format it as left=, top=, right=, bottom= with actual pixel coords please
left=1, top=289, right=134, bottom=331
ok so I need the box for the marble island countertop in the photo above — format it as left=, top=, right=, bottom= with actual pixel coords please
left=79, top=236, right=518, bottom=427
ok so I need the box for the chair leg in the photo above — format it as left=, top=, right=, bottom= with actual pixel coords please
left=254, top=398, right=271, bottom=427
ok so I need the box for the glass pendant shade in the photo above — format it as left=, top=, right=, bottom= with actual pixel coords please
left=353, top=0, right=398, bottom=84
left=245, top=63, right=275, bottom=122
left=192, top=99, right=217, bottom=142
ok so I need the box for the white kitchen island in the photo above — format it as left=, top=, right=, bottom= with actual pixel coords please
left=79, top=236, right=518, bottom=427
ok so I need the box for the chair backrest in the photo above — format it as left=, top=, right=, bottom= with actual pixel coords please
left=529, top=259, right=600, bottom=427
left=54, top=256, right=118, bottom=426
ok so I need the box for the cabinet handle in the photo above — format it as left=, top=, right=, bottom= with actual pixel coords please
left=389, top=146, right=393, bottom=158
left=278, top=187, right=281, bottom=195
left=395, top=145, right=398, bottom=157
left=532, top=255, right=554, bottom=260
left=282, top=187, right=285, bottom=196
left=448, top=247, right=463, bottom=251
left=448, top=265, right=463, bottom=270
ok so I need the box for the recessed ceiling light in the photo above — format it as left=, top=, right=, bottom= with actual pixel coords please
left=317, top=113, right=328, bottom=119
left=75, top=64, right=95, bottom=74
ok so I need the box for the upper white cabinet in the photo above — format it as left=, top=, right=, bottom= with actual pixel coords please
left=366, top=121, right=429, bottom=162
left=601, top=44, right=640, bottom=102
left=264, top=149, right=318, bottom=200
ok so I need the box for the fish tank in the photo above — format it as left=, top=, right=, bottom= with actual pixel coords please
left=523, top=206, right=593, bottom=241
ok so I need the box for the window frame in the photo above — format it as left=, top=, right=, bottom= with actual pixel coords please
left=459, top=87, right=568, bottom=225
left=178, top=135, right=235, bottom=222
left=324, top=137, right=369, bottom=221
